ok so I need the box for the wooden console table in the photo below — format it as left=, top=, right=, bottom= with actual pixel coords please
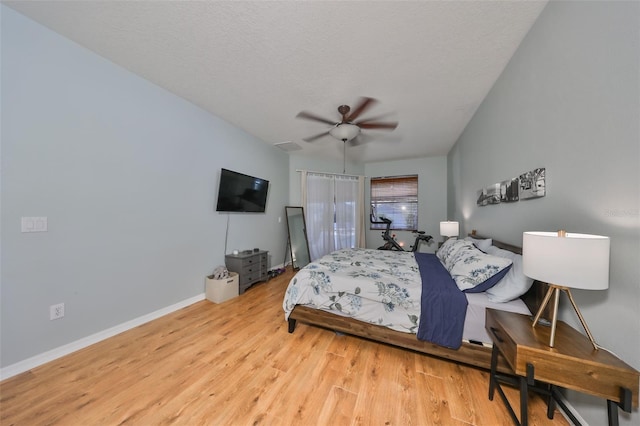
left=486, top=308, right=639, bottom=426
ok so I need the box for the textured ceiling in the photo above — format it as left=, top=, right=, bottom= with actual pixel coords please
left=4, top=0, right=547, bottom=164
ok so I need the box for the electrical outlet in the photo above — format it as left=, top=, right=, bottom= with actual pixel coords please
left=50, top=303, right=64, bottom=320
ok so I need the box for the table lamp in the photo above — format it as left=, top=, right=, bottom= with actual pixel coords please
left=440, top=221, right=459, bottom=239
left=522, top=230, right=610, bottom=350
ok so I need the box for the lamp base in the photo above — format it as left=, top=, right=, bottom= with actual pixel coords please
left=532, top=284, right=599, bottom=350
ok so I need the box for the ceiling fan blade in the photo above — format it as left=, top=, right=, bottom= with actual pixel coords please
left=353, top=112, right=394, bottom=124
left=303, top=130, right=331, bottom=142
left=350, top=133, right=375, bottom=146
left=345, top=97, right=377, bottom=122
left=296, top=111, right=336, bottom=126
left=357, top=122, right=398, bottom=130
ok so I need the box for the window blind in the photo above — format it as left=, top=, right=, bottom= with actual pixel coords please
left=370, top=175, right=418, bottom=230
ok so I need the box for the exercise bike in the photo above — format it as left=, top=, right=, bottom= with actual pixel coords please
left=371, top=215, right=433, bottom=252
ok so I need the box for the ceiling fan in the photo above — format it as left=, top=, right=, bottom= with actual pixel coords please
left=296, top=97, right=398, bottom=144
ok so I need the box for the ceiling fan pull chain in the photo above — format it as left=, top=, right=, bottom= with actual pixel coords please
left=343, top=140, right=346, bottom=174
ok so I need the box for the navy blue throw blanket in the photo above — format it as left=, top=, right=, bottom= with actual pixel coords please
left=414, top=253, right=468, bottom=349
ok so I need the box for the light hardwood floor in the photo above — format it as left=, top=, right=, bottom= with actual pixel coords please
left=0, top=268, right=568, bottom=425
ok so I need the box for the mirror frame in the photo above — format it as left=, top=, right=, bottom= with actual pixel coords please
left=285, top=206, right=312, bottom=270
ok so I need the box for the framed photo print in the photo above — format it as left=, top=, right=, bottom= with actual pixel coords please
left=500, top=178, right=519, bottom=202
left=519, top=168, right=545, bottom=200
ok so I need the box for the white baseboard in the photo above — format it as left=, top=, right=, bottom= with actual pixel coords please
left=0, top=293, right=205, bottom=381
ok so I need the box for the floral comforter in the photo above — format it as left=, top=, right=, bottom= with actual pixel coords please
left=283, top=248, right=423, bottom=333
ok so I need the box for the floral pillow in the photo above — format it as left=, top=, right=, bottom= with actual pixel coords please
left=436, top=239, right=474, bottom=269
left=464, top=236, right=493, bottom=252
left=447, top=246, right=513, bottom=292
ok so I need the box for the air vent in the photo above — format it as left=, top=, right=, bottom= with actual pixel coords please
left=274, top=141, right=302, bottom=151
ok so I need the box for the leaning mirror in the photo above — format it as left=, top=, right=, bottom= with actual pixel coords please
left=285, top=206, right=311, bottom=270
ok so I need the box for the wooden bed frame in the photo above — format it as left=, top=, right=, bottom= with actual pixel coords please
left=287, top=233, right=550, bottom=374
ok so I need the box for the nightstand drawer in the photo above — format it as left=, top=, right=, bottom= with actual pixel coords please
left=486, top=312, right=517, bottom=372
left=239, top=269, right=260, bottom=285
left=241, top=263, right=260, bottom=276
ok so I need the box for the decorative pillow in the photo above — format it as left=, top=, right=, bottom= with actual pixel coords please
left=447, top=245, right=513, bottom=292
left=436, top=239, right=474, bottom=269
left=444, top=242, right=477, bottom=271
left=464, top=236, right=493, bottom=252
left=436, top=238, right=456, bottom=262
left=463, top=264, right=512, bottom=293
left=484, top=246, right=535, bottom=302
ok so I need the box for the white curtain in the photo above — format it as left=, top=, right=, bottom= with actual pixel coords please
left=301, top=171, right=366, bottom=260
left=356, top=175, right=366, bottom=248
left=305, top=173, right=335, bottom=260
left=334, top=175, right=358, bottom=250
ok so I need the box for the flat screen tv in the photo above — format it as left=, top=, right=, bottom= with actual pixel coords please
left=216, top=168, right=269, bottom=213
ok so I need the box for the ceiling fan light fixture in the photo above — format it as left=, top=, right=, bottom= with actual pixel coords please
left=329, top=123, right=360, bottom=141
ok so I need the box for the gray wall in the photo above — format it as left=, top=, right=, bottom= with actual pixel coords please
left=365, top=157, right=447, bottom=253
left=448, top=1, right=639, bottom=424
left=1, top=6, right=289, bottom=368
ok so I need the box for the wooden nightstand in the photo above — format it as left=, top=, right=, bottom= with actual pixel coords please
left=485, top=308, right=639, bottom=426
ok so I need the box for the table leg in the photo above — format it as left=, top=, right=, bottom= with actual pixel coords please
left=546, top=384, right=556, bottom=419
left=489, top=344, right=499, bottom=401
left=607, top=400, right=619, bottom=426
left=519, top=376, right=529, bottom=426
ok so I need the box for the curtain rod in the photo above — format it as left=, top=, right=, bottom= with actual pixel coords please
left=295, top=169, right=367, bottom=178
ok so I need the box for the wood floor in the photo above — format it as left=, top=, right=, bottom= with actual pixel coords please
left=0, top=268, right=569, bottom=425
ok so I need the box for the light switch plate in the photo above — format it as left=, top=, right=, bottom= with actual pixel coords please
left=21, top=217, right=48, bottom=232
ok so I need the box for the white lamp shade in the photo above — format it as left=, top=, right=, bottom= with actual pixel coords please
left=329, top=123, right=360, bottom=141
left=522, top=231, right=610, bottom=290
left=440, top=221, right=459, bottom=237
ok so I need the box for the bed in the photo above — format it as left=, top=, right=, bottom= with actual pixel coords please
left=283, top=233, right=550, bottom=374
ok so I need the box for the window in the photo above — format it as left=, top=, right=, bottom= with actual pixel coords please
left=370, top=175, right=418, bottom=231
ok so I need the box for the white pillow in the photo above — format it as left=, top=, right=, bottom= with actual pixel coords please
left=464, top=236, right=493, bottom=252
left=448, top=245, right=513, bottom=292
left=484, top=246, right=534, bottom=302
